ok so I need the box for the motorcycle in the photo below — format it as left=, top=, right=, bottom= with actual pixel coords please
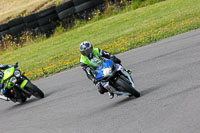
left=0, top=63, right=44, bottom=103
left=91, top=57, right=140, bottom=98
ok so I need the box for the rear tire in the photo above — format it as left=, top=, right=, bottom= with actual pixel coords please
left=73, top=0, right=90, bottom=6
left=25, top=20, right=39, bottom=29
left=0, top=23, right=9, bottom=32
left=37, top=13, right=58, bottom=26
left=116, top=76, right=140, bottom=98
left=56, top=1, right=74, bottom=13
left=36, top=6, right=56, bottom=19
left=8, top=17, right=24, bottom=28
left=25, top=82, right=44, bottom=99
left=58, top=7, right=75, bottom=20
left=74, top=1, right=94, bottom=13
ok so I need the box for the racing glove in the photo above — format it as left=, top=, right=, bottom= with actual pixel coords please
left=112, top=56, right=121, bottom=64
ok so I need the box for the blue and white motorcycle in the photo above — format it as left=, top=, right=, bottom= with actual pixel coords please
left=91, top=57, right=140, bottom=98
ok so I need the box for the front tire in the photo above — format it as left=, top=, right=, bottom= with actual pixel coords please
left=25, top=82, right=44, bottom=99
left=116, top=76, right=140, bottom=98
left=18, top=97, right=27, bottom=103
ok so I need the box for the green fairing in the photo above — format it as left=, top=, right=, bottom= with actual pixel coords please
left=3, top=67, right=14, bottom=80
left=6, top=80, right=14, bottom=89
left=80, top=48, right=100, bottom=69
left=20, top=80, right=28, bottom=89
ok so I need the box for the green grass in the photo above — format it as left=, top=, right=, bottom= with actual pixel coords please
left=0, top=0, right=200, bottom=80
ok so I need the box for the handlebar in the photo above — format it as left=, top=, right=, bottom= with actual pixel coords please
left=14, top=62, right=18, bottom=68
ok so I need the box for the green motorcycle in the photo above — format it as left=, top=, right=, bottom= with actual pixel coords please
left=0, top=63, right=44, bottom=103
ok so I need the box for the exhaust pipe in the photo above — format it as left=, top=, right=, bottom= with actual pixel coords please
left=0, top=95, right=9, bottom=101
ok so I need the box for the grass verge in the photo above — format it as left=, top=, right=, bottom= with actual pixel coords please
left=0, top=0, right=200, bottom=80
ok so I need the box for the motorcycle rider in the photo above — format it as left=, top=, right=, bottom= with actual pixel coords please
left=0, top=64, right=18, bottom=101
left=80, top=41, right=122, bottom=99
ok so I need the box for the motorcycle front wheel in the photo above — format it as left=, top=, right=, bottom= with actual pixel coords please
left=116, top=76, right=140, bottom=98
left=18, top=97, right=27, bottom=103
left=25, top=82, right=44, bottom=99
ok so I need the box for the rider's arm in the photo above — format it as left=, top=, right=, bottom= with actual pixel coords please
left=0, top=64, right=12, bottom=70
left=80, top=63, right=96, bottom=81
left=99, top=49, right=121, bottom=64
left=99, top=49, right=114, bottom=59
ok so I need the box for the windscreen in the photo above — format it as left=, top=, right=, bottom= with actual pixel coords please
left=90, top=57, right=103, bottom=70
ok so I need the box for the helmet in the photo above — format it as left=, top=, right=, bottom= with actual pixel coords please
left=80, top=41, right=93, bottom=59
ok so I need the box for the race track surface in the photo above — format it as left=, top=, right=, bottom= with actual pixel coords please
left=0, top=29, right=200, bottom=133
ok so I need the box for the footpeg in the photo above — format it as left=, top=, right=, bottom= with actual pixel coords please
left=127, top=70, right=132, bottom=74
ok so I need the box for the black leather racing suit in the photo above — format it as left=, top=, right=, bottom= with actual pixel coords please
left=80, top=48, right=121, bottom=94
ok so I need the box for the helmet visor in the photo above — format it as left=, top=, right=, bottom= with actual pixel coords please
left=80, top=46, right=93, bottom=57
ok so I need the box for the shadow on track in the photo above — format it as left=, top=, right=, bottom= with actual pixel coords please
left=81, top=84, right=165, bottom=118
left=81, top=96, right=137, bottom=120
left=111, top=96, right=136, bottom=106
left=140, top=85, right=162, bottom=96
left=3, top=89, right=58, bottom=110
left=1, top=98, right=39, bottom=113
left=139, top=77, right=181, bottom=97
left=44, top=90, right=57, bottom=97
left=158, top=85, right=200, bottom=100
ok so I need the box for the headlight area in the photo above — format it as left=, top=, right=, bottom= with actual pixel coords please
left=10, top=76, right=17, bottom=84
left=103, top=67, right=112, bottom=77
left=14, top=70, right=21, bottom=77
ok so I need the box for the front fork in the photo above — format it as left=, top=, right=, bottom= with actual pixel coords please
left=120, top=68, right=135, bottom=89
left=100, top=64, right=135, bottom=96
left=14, top=77, right=31, bottom=97
left=115, top=64, right=135, bottom=89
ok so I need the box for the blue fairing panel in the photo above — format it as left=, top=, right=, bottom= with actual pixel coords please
left=93, top=59, right=113, bottom=80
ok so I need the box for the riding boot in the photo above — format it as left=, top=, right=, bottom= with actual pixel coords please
left=108, top=91, right=114, bottom=99
left=97, top=83, right=108, bottom=94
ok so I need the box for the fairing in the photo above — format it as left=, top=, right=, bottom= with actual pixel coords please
left=3, top=67, right=15, bottom=80
left=93, top=59, right=113, bottom=80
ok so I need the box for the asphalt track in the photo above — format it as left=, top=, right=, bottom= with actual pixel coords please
left=0, top=29, right=200, bottom=133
